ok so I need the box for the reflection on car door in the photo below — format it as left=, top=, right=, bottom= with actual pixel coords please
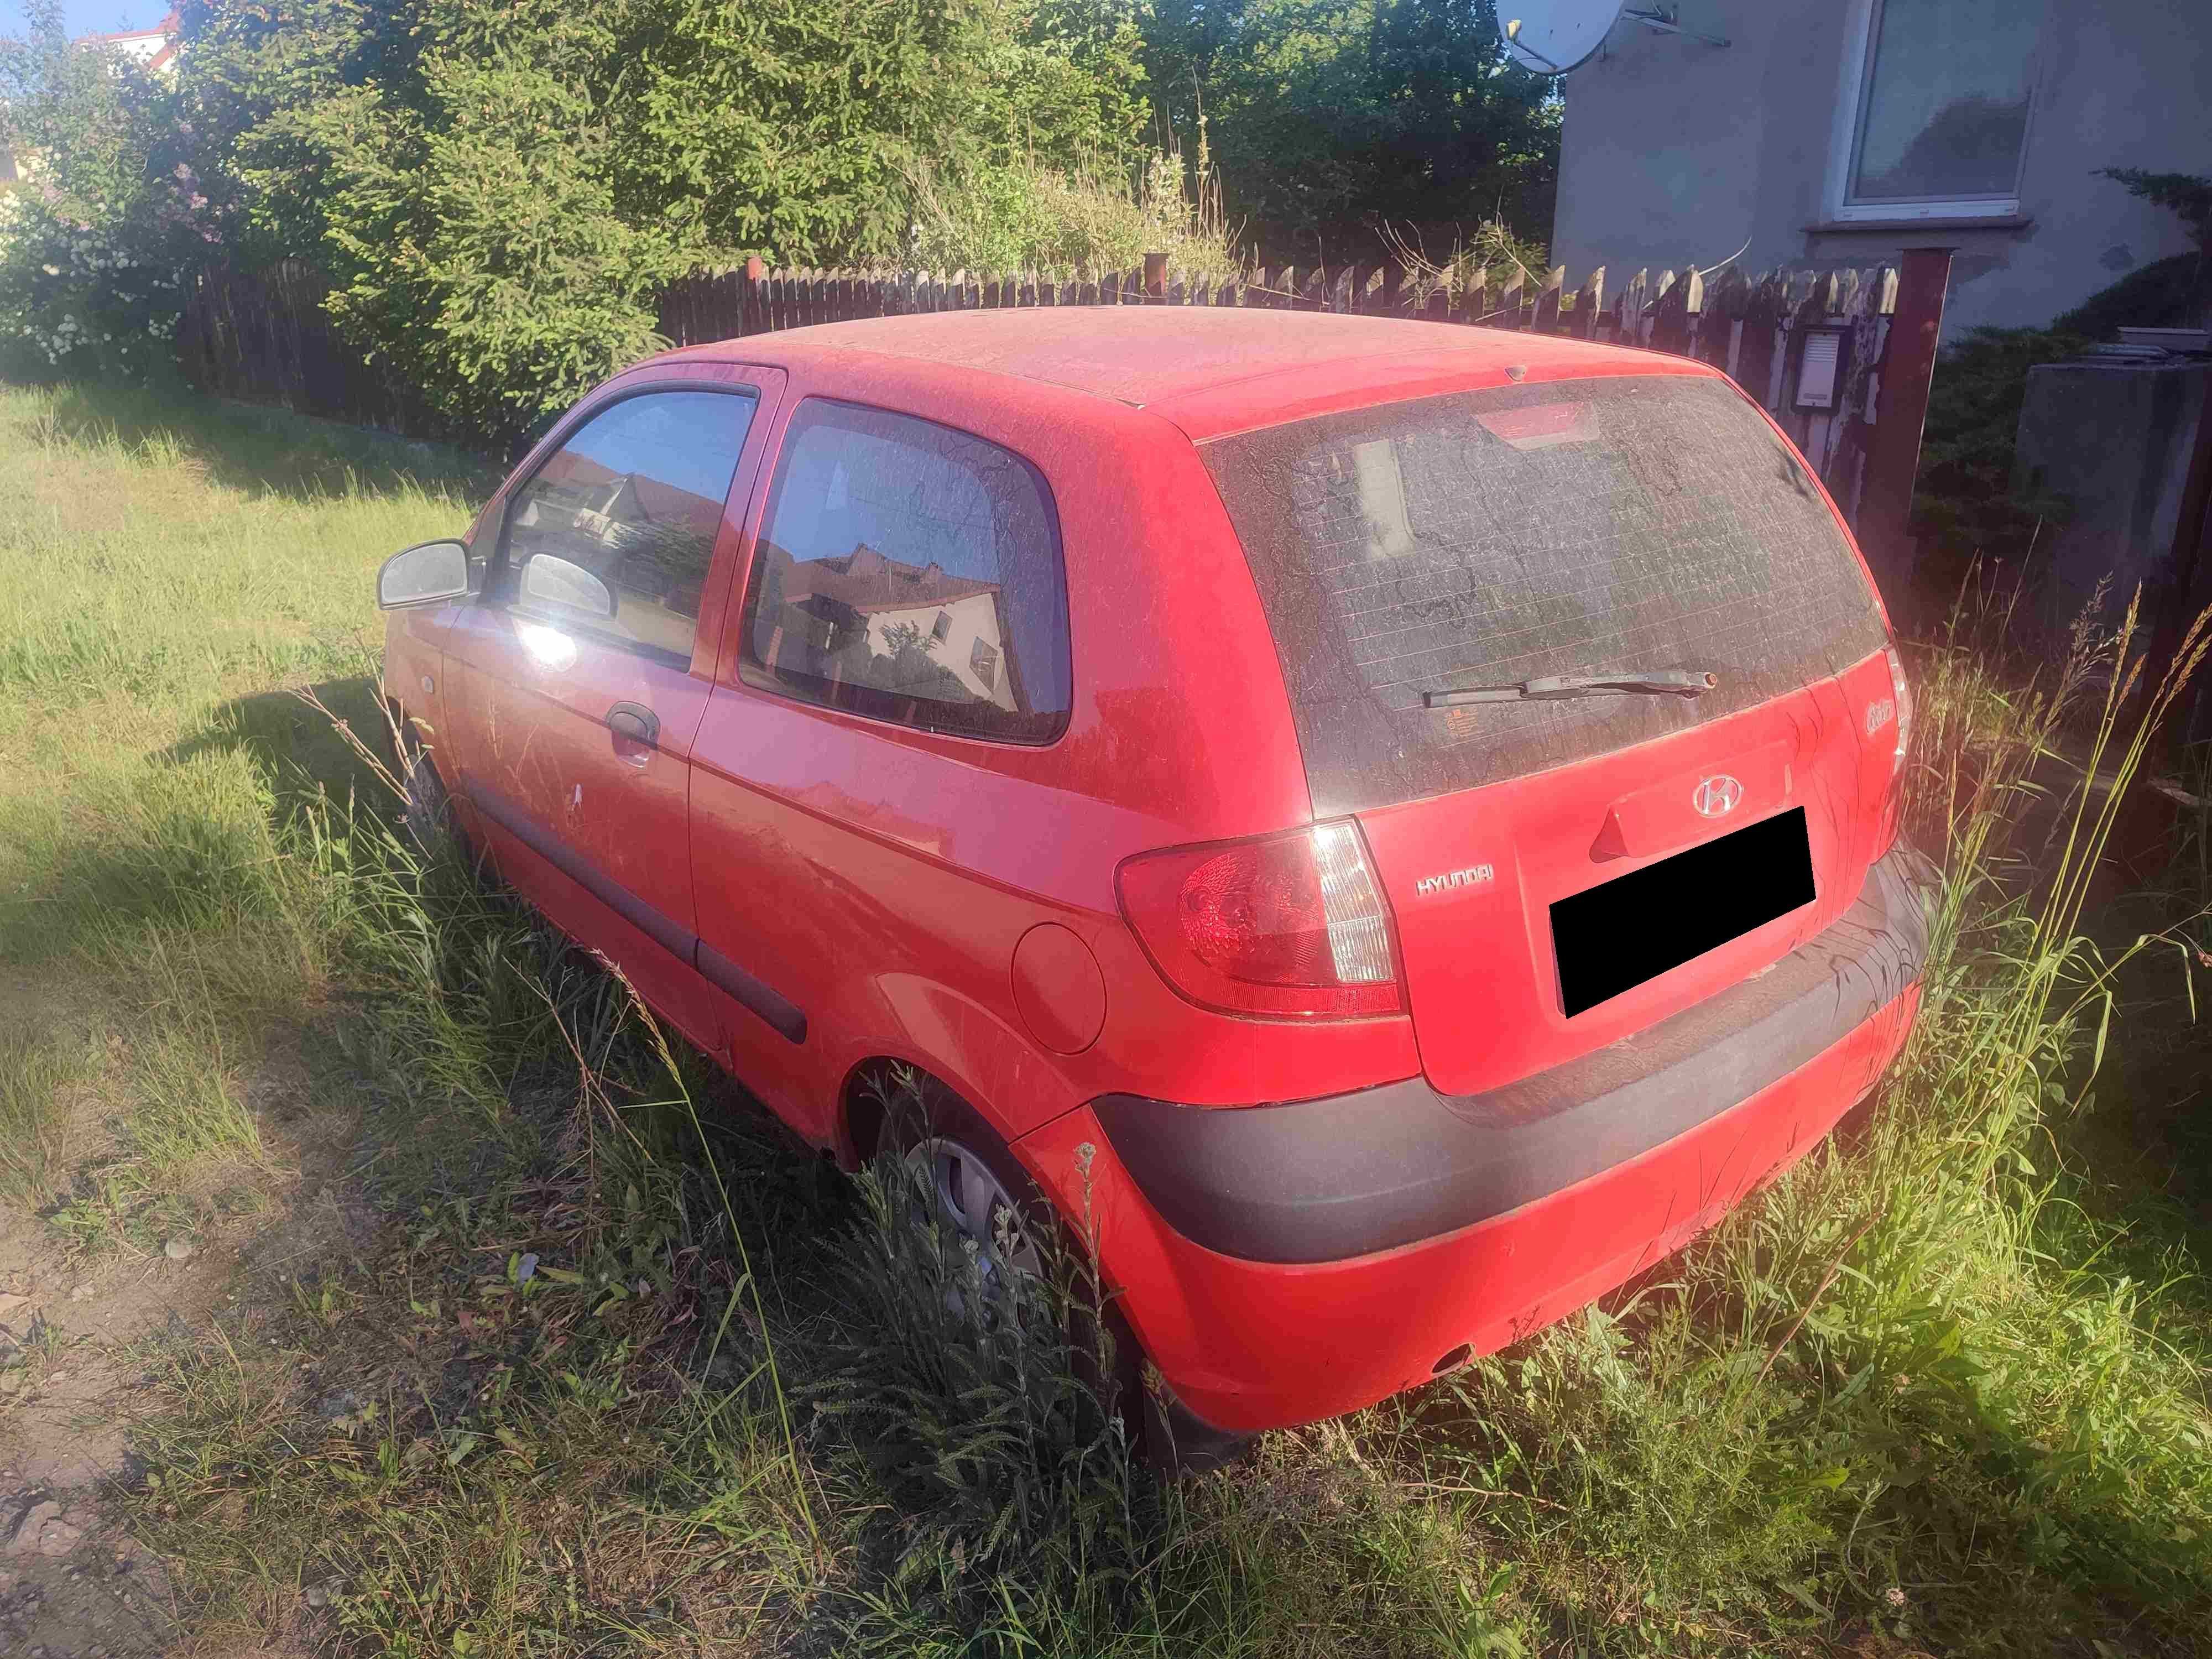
left=442, top=368, right=781, bottom=1054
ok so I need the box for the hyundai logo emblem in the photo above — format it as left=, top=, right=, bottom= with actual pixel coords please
left=1692, top=775, right=1744, bottom=817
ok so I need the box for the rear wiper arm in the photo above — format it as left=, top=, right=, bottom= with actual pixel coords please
left=1423, top=669, right=1718, bottom=708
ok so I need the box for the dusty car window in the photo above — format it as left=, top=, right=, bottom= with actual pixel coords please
left=502, top=389, right=756, bottom=663
left=739, top=399, right=1071, bottom=743
left=1204, top=374, right=1888, bottom=814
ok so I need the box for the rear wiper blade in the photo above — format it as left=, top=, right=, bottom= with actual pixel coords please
left=1422, top=669, right=1718, bottom=708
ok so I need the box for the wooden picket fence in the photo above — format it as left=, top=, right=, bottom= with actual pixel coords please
left=179, top=250, right=1921, bottom=535
left=175, top=261, right=456, bottom=442
left=659, top=256, right=1907, bottom=522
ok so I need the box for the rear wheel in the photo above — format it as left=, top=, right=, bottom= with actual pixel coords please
left=872, top=1072, right=1254, bottom=1476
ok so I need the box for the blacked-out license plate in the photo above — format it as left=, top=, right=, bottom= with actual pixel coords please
left=1552, top=807, right=1815, bottom=1017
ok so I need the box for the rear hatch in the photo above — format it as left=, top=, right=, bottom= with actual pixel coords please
left=1201, top=370, right=1896, bottom=1097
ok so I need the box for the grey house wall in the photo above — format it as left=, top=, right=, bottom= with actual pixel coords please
left=1549, top=0, right=2207, bottom=339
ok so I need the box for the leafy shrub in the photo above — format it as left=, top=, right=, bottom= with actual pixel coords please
left=2049, top=168, right=2212, bottom=342
left=179, top=0, right=1156, bottom=438
left=1910, top=325, right=2086, bottom=574
left=0, top=191, right=190, bottom=381
left=2098, top=167, right=2212, bottom=254
left=1909, top=164, right=2212, bottom=576
left=2054, top=252, right=2212, bottom=342
left=0, top=0, right=211, bottom=384
left=901, top=136, right=1243, bottom=278
left=1143, top=0, right=1559, bottom=263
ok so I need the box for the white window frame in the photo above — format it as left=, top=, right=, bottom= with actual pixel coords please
left=1823, top=0, right=2041, bottom=223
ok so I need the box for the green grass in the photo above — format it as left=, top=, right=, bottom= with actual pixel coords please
left=4, top=374, right=2211, bottom=1655
left=0, top=1024, right=92, bottom=1207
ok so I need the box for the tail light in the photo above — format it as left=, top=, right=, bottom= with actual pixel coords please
left=1117, top=821, right=1404, bottom=1019
left=1884, top=643, right=1913, bottom=774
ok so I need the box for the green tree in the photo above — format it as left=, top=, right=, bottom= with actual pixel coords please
left=175, top=0, right=1153, bottom=434
left=1142, top=0, right=1558, bottom=260
left=2098, top=167, right=2212, bottom=255
left=0, top=0, right=211, bottom=380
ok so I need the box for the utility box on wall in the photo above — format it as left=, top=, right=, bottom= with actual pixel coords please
left=2014, top=349, right=2212, bottom=642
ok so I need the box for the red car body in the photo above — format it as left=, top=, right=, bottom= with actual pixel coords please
left=383, top=309, right=1931, bottom=1434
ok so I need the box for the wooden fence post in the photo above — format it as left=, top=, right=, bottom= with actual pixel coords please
left=1144, top=251, right=1167, bottom=301
left=1856, top=246, right=1954, bottom=613
left=1734, top=271, right=1783, bottom=407
left=1649, top=269, right=1697, bottom=355
left=1572, top=267, right=1604, bottom=340
left=1608, top=269, right=1637, bottom=344
left=1459, top=267, right=1488, bottom=327
left=742, top=256, right=765, bottom=335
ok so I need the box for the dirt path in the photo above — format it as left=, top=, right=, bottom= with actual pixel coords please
left=0, top=1204, right=185, bottom=1657
left=0, top=1014, right=372, bottom=1658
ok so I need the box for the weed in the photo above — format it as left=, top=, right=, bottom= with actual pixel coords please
left=0, top=1025, right=91, bottom=1206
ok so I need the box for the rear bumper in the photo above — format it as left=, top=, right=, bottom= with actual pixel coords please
left=1014, top=843, right=1936, bottom=1432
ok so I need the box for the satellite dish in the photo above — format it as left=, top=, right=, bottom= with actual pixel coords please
left=1501, top=0, right=1626, bottom=75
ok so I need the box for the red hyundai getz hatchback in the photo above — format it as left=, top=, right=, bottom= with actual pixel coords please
left=376, top=307, right=1932, bottom=1439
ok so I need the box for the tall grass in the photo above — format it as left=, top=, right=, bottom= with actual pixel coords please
left=899, top=128, right=1244, bottom=281
left=0, top=1025, right=91, bottom=1207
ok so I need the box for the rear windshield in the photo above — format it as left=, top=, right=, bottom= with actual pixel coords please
left=1202, top=374, right=1887, bottom=813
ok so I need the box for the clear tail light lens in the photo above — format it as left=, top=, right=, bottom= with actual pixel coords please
left=1117, top=821, right=1405, bottom=1019
left=1884, top=643, right=1913, bottom=774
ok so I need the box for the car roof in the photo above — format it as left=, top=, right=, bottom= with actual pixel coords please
left=653, top=307, right=1700, bottom=439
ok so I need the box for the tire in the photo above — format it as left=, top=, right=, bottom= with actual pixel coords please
left=400, top=743, right=463, bottom=862
left=874, top=1071, right=1256, bottom=1477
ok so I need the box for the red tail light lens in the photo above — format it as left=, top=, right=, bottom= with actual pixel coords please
left=1116, top=822, right=1404, bottom=1019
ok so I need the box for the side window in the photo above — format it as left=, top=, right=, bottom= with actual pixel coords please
left=502, top=389, right=757, bottom=663
left=739, top=400, right=1072, bottom=744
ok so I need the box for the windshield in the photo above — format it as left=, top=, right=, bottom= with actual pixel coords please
left=1201, top=374, right=1887, bottom=813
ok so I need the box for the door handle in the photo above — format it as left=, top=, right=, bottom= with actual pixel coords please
left=607, top=701, right=660, bottom=753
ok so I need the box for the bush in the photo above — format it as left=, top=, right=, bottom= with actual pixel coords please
left=1908, top=164, right=2212, bottom=576
left=900, top=137, right=1244, bottom=279
left=1910, top=325, right=2086, bottom=574
left=0, top=0, right=211, bottom=384
left=1142, top=0, right=1559, bottom=263
left=179, top=0, right=1157, bottom=439
left=2053, top=251, right=2212, bottom=342
left=0, top=191, right=190, bottom=382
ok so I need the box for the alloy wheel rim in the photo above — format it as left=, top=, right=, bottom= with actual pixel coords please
left=906, top=1135, right=1041, bottom=1301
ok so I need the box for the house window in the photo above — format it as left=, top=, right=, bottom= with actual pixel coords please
left=931, top=608, right=953, bottom=643
left=1829, top=0, right=2043, bottom=222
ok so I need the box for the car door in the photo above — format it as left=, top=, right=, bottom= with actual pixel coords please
left=442, top=366, right=784, bottom=1054
left=687, top=395, right=1077, bottom=1139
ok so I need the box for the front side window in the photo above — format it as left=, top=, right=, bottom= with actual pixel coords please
left=502, top=389, right=757, bottom=662
left=1837, top=0, right=2043, bottom=217
left=739, top=400, right=1072, bottom=743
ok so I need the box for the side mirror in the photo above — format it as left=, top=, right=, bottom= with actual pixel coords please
left=377, top=540, right=472, bottom=610
left=519, top=554, right=617, bottom=620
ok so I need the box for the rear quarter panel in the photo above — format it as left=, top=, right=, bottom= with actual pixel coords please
left=685, top=349, right=1421, bottom=1149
